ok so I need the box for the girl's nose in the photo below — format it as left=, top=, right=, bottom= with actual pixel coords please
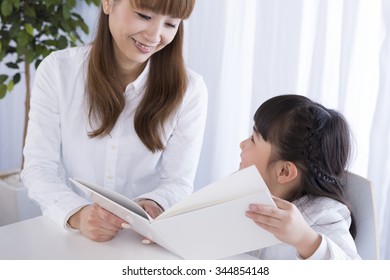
left=239, top=139, right=246, bottom=150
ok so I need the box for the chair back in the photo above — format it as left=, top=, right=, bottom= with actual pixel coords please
left=344, top=172, right=379, bottom=259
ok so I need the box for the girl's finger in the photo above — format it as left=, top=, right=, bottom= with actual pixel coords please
left=249, top=203, right=282, bottom=219
left=272, top=196, right=294, bottom=210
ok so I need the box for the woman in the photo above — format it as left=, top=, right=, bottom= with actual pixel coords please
left=21, top=0, right=207, bottom=242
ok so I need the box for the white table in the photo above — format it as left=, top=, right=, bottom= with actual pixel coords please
left=0, top=216, right=255, bottom=260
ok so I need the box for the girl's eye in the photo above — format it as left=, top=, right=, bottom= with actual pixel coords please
left=136, top=12, right=151, bottom=20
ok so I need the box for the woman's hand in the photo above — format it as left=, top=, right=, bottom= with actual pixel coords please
left=137, top=199, right=164, bottom=244
left=137, top=199, right=164, bottom=219
left=246, top=196, right=321, bottom=259
left=68, top=203, right=128, bottom=242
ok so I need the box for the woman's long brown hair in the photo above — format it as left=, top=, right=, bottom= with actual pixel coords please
left=86, top=0, right=195, bottom=152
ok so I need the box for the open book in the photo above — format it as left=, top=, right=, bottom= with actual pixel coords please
left=69, top=165, right=281, bottom=259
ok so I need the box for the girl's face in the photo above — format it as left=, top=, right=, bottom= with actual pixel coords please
left=239, top=130, right=274, bottom=190
left=103, top=0, right=181, bottom=70
left=240, top=128, right=300, bottom=199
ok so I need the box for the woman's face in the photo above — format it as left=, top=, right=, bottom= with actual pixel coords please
left=103, top=0, right=181, bottom=70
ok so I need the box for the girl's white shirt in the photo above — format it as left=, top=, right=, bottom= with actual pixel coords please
left=21, top=46, right=208, bottom=229
left=249, top=196, right=361, bottom=259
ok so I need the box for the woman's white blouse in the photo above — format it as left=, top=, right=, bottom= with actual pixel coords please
left=21, top=46, right=208, bottom=229
left=249, top=196, right=361, bottom=259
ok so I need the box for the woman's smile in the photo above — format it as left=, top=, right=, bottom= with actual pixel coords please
left=132, top=38, right=156, bottom=53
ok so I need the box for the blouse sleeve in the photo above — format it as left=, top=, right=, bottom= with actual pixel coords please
left=21, top=53, right=89, bottom=229
left=303, top=201, right=361, bottom=260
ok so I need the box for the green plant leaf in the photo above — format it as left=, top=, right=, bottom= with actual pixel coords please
left=13, top=73, right=21, bottom=84
left=68, top=0, right=76, bottom=8
left=13, top=0, right=21, bottom=9
left=7, top=80, right=14, bottom=92
left=86, top=0, right=101, bottom=6
left=10, top=22, right=22, bottom=38
left=1, top=0, right=13, bottom=17
left=34, top=59, right=43, bottom=69
left=25, top=49, right=35, bottom=64
left=25, top=6, right=36, bottom=17
left=0, top=75, right=8, bottom=84
left=0, top=50, right=6, bottom=61
left=58, top=35, right=68, bottom=49
left=69, top=34, right=76, bottom=44
left=62, top=5, right=70, bottom=19
left=16, top=31, right=30, bottom=47
left=44, top=39, right=57, bottom=47
left=78, top=20, right=89, bottom=34
left=0, top=84, right=7, bottom=99
left=5, top=62, right=19, bottom=69
left=45, top=0, right=61, bottom=8
left=25, top=23, right=34, bottom=36
left=0, top=0, right=100, bottom=100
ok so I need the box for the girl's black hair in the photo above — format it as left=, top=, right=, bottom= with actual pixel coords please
left=254, top=94, right=356, bottom=238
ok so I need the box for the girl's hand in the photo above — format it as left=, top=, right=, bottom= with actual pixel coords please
left=68, top=203, right=128, bottom=242
left=246, top=196, right=321, bottom=259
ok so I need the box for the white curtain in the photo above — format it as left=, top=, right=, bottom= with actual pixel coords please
left=368, top=0, right=390, bottom=260
left=185, top=0, right=258, bottom=187
left=1, top=0, right=389, bottom=259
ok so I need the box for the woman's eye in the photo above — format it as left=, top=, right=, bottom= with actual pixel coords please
left=136, top=12, right=151, bottom=20
left=250, top=135, right=255, bottom=143
left=166, top=23, right=177, bottom=28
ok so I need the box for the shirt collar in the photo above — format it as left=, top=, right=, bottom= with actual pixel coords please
left=125, top=61, right=150, bottom=93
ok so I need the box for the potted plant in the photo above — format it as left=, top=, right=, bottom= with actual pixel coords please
left=0, top=0, right=100, bottom=225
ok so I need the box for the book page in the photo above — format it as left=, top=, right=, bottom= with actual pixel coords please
left=157, top=165, right=273, bottom=220
left=153, top=192, right=280, bottom=259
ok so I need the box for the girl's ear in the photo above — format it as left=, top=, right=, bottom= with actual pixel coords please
left=276, top=161, right=298, bottom=184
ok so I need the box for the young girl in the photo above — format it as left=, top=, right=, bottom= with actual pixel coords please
left=241, top=95, right=361, bottom=259
left=21, top=0, right=207, bottom=242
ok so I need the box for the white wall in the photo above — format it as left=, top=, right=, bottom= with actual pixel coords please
left=0, top=69, right=25, bottom=172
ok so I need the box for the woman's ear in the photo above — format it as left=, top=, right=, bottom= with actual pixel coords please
left=102, top=0, right=111, bottom=14
left=276, top=161, right=298, bottom=184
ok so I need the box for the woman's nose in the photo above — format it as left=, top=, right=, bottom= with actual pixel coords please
left=143, top=22, right=163, bottom=44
